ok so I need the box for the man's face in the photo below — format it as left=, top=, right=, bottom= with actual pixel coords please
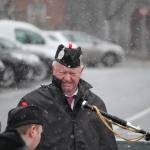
left=52, top=62, right=84, bottom=96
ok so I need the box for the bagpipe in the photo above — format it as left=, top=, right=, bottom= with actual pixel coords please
left=81, top=100, right=150, bottom=142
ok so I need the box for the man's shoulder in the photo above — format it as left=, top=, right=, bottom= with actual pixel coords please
left=18, top=84, right=52, bottom=103
left=87, top=90, right=106, bottom=109
left=87, top=90, right=102, bottom=100
left=19, top=83, right=58, bottom=101
left=17, top=82, right=62, bottom=108
left=25, top=84, right=51, bottom=96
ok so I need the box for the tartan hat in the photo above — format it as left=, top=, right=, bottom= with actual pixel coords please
left=55, top=44, right=83, bottom=68
left=7, top=106, right=43, bottom=129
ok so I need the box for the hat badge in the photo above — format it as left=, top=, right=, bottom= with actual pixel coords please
left=57, top=47, right=65, bottom=60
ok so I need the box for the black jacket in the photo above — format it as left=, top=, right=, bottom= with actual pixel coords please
left=0, top=129, right=28, bottom=150
left=18, top=76, right=118, bottom=150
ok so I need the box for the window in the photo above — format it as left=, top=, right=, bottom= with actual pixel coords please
left=48, top=35, right=59, bottom=41
left=72, top=34, right=94, bottom=44
left=15, top=29, right=45, bottom=45
left=62, top=34, right=74, bottom=42
left=63, top=33, right=94, bottom=44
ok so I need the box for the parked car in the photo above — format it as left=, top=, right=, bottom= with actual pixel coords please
left=0, top=20, right=56, bottom=49
left=42, top=30, right=79, bottom=50
left=0, top=34, right=47, bottom=87
left=0, top=20, right=56, bottom=76
left=0, top=60, right=5, bottom=82
left=43, top=30, right=125, bottom=67
left=21, top=46, right=55, bottom=76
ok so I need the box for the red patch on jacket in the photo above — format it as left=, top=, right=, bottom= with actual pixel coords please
left=21, top=102, right=28, bottom=107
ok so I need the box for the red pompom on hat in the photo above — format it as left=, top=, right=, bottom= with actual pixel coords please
left=69, top=44, right=72, bottom=49
left=21, top=102, right=28, bottom=107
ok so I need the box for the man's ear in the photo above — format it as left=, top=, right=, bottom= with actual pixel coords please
left=81, top=66, right=84, bottom=73
left=52, top=64, right=54, bottom=71
left=79, top=66, right=84, bottom=78
left=29, top=125, right=36, bottom=138
left=80, top=66, right=84, bottom=74
left=52, top=63, right=56, bottom=75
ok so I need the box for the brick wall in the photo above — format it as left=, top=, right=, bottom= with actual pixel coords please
left=11, top=0, right=66, bottom=29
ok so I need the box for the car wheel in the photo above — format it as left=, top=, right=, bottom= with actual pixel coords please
left=102, top=52, right=118, bottom=67
left=24, top=68, right=34, bottom=81
left=0, top=65, right=15, bottom=87
left=33, top=61, right=48, bottom=81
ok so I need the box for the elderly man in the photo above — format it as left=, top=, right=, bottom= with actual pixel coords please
left=0, top=105, right=43, bottom=150
left=17, top=44, right=118, bottom=150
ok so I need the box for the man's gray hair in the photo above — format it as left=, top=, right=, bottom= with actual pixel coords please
left=52, top=61, right=84, bottom=69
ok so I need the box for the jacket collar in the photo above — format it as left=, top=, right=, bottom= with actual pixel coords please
left=52, top=75, right=62, bottom=90
left=0, top=128, right=27, bottom=148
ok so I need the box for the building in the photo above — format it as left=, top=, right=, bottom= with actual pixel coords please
left=0, top=0, right=66, bottom=29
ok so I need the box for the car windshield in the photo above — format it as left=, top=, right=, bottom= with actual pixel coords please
left=48, top=35, right=59, bottom=41
left=63, top=33, right=93, bottom=44
left=15, top=29, right=45, bottom=45
left=62, top=32, right=101, bottom=44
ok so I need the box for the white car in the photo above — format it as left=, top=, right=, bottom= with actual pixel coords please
left=0, top=20, right=61, bottom=76
left=0, top=20, right=57, bottom=57
left=0, top=20, right=76, bottom=53
left=43, top=30, right=125, bottom=67
left=0, top=20, right=55, bottom=48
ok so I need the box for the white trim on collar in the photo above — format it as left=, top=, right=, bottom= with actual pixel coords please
left=65, top=88, right=78, bottom=97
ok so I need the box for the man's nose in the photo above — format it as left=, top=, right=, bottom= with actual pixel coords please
left=64, top=73, right=71, bottom=81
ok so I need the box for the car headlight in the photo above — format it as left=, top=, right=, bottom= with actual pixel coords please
left=28, top=54, right=40, bottom=63
left=11, top=53, right=23, bottom=60
left=43, top=52, right=55, bottom=60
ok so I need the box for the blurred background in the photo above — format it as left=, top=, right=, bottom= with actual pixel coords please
left=1, top=0, right=150, bottom=57
left=0, top=1, right=150, bottom=149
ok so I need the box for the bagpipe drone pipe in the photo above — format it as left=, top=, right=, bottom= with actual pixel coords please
left=81, top=100, right=150, bottom=142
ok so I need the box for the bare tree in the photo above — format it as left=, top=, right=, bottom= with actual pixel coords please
left=65, top=0, right=130, bottom=39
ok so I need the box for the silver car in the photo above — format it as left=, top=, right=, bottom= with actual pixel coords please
left=44, top=30, right=125, bottom=67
